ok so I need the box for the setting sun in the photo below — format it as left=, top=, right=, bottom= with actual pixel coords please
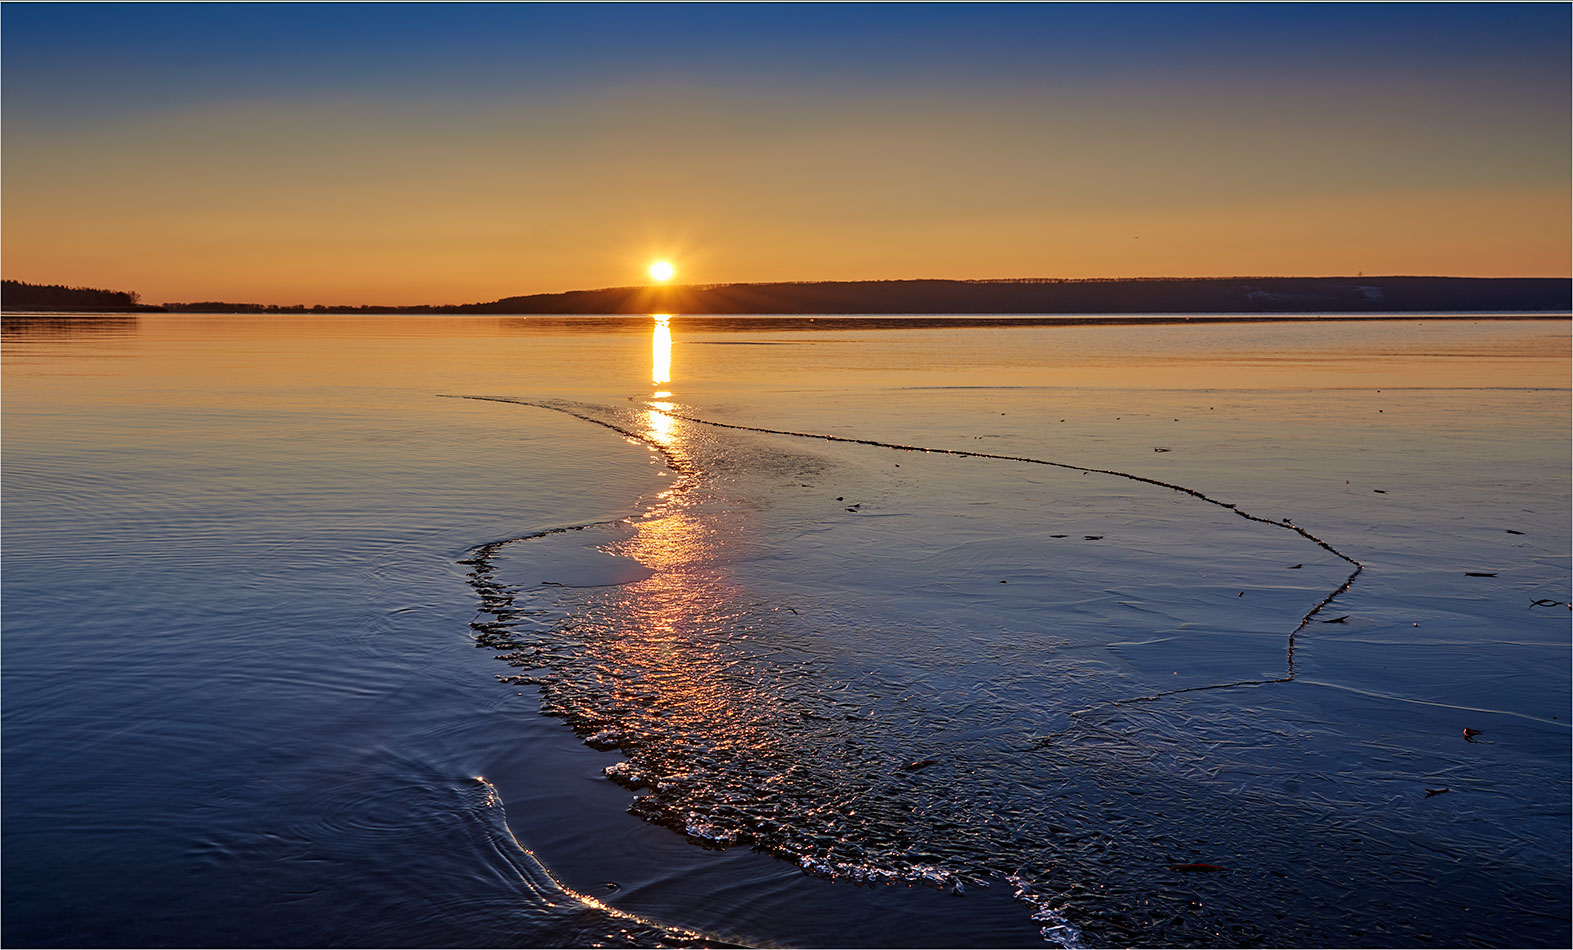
left=649, top=260, right=675, bottom=282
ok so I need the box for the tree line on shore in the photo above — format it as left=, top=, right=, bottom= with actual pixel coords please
left=157, top=301, right=446, bottom=313
left=1, top=280, right=151, bottom=311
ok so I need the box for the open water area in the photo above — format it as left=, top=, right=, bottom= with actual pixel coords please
left=3, top=312, right=1568, bottom=948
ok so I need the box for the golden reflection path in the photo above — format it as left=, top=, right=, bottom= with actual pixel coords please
left=651, top=314, right=671, bottom=393
left=447, top=391, right=775, bottom=843
left=645, top=402, right=676, bottom=453
left=566, top=397, right=780, bottom=845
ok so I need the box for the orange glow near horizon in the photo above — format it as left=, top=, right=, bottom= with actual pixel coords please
left=3, top=181, right=1564, bottom=306
left=3, top=50, right=1567, bottom=305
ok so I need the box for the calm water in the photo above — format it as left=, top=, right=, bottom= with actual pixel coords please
left=3, top=313, right=1568, bottom=947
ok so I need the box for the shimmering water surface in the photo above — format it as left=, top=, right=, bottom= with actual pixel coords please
left=4, top=313, right=1569, bottom=947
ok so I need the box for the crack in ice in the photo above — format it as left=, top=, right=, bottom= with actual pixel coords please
left=443, top=393, right=1365, bottom=708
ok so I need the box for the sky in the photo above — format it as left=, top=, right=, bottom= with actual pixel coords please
left=3, top=2, right=1569, bottom=306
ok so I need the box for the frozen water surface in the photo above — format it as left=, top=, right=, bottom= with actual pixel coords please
left=4, top=313, right=1568, bottom=947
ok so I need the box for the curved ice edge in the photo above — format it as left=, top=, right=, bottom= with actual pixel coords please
left=448, top=393, right=1370, bottom=947
left=470, top=775, right=740, bottom=947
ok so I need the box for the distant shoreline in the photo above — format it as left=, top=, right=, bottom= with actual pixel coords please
left=447, top=276, right=1573, bottom=317
left=4, top=276, right=1569, bottom=316
left=5, top=312, right=1567, bottom=328
left=2, top=305, right=168, bottom=314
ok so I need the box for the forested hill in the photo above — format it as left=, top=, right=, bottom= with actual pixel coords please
left=459, top=276, right=1569, bottom=315
left=2, top=280, right=164, bottom=312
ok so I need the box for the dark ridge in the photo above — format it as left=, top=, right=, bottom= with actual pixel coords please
left=141, top=275, right=1571, bottom=315
left=1, top=279, right=165, bottom=312
left=459, top=276, right=1570, bottom=315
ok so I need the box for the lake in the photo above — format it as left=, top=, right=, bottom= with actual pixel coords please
left=3, top=312, right=1568, bottom=947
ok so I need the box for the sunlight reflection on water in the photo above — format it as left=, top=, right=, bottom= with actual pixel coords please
left=652, top=314, right=672, bottom=388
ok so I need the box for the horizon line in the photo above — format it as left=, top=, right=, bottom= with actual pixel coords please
left=5, top=273, right=1571, bottom=311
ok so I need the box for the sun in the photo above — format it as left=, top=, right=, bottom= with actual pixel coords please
left=648, top=260, right=675, bottom=282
